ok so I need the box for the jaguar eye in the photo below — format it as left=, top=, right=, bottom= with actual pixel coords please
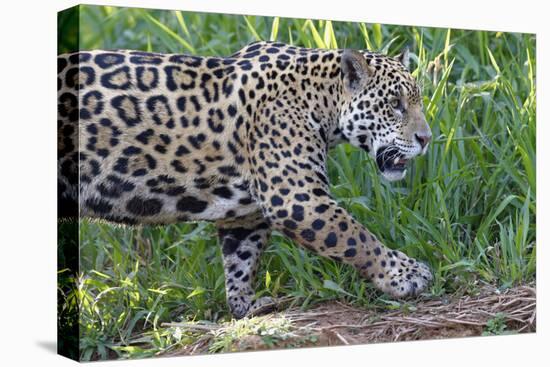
left=390, top=99, right=401, bottom=110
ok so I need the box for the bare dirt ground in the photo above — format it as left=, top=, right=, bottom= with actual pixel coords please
left=164, top=284, right=536, bottom=356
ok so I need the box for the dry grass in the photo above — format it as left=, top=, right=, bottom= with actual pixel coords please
left=161, top=284, right=536, bottom=355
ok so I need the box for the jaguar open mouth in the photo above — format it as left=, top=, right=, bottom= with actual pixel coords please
left=376, top=146, right=410, bottom=176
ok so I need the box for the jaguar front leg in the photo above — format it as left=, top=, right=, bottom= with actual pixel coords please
left=263, top=194, right=432, bottom=298
left=248, top=113, right=432, bottom=299
left=216, top=212, right=275, bottom=319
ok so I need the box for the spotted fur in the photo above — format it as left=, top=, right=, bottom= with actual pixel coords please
left=58, top=41, right=433, bottom=318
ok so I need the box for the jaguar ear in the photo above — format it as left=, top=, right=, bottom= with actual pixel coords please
left=395, top=47, right=410, bottom=69
left=341, top=49, right=373, bottom=94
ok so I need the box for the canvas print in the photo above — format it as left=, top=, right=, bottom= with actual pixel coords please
left=57, top=4, right=536, bottom=361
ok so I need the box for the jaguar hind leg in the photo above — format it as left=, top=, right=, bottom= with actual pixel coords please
left=216, top=213, right=274, bottom=319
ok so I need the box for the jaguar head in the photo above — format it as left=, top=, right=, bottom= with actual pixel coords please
left=338, top=48, right=432, bottom=181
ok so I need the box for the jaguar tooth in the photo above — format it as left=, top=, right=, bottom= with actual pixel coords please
left=394, top=157, right=400, bottom=165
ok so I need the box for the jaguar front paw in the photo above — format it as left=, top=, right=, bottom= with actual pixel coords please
left=362, top=250, right=433, bottom=298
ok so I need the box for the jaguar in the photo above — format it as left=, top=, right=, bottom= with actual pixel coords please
left=57, top=41, right=433, bottom=318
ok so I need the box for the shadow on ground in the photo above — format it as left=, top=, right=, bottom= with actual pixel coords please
left=35, top=341, right=57, bottom=354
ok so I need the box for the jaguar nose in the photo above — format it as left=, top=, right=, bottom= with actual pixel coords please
left=415, top=133, right=432, bottom=149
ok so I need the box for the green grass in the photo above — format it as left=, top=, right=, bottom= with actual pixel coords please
left=59, top=5, right=536, bottom=360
